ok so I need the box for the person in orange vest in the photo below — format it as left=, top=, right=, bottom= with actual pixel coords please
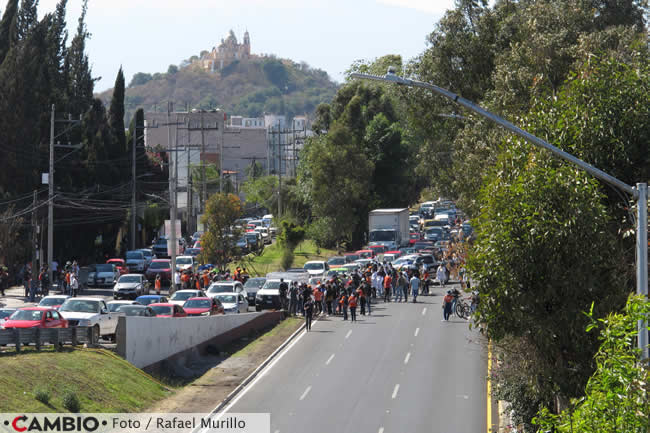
left=155, top=274, right=162, bottom=295
left=65, top=270, right=71, bottom=295
left=383, top=273, right=392, bottom=302
left=202, top=271, right=210, bottom=290
left=181, top=271, right=191, bottom=290
left=313, top=285, right=323, bottom=315
left=338, top=292, right=348, bottom=321
left=348, top=292, right=358, bottom=322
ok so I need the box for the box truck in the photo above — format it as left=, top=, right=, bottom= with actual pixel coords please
left=368, top=208, right=410, bottom=251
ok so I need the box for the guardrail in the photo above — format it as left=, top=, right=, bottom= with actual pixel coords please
left=0, top=327, right=94, bottom=352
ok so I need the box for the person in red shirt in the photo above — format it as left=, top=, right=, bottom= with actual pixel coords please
left=383, top=274, right=392, bottom=303
left=348, top=293, right=358, bottom=322
left=339, top=293, right=348, bottom=321
left=442, top=290, right=454, bottom=321
left=313, top=286, right=323, bottom=315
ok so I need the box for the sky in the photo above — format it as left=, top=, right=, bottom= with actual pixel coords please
left=37, top=0, right=456, bottom=92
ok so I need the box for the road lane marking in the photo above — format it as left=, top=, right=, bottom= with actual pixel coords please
left=326, top=354, right=335, bottom=365
left=422, top=307, right=427, bottom=315
left=345, top=330, right=352, bottom=339
left=378, top=428, right=384, bottom=433
left=414, top=327, right=420, bottom=337
left=404, top=352, right=411, bottom=365
left=274, top=430, right=280, bottom=433
left=391, top=384, right=400, bottom=399
left=299, top=386, right=312, bottom=401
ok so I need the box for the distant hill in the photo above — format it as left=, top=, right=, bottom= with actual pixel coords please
left=98, top=56, right=339, bottom=122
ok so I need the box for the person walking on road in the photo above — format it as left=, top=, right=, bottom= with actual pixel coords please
left=410, top=274, right=420, bottom=303
left=348, top=292, right=358, bottom=322
left=70, top=272, right=79, bottom=297
left=339, top=292, right=348, bottom=320
left=289, top=282, right=298, bottom=316
left=437, top=264, right=446, bottom=288
left=155, top=274, right=162, bottom=295
left=304, top=297, right=314, bottom=331
left=395, top=273, right=406, bottom=303
left=442, top=290, right=454, bottom=321
left=383, top=273, right=392, bottom=303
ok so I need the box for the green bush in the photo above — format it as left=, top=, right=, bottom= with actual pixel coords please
left=62, top=391, right=80, bottom=412
left=33, top=388, right=50, bottom=405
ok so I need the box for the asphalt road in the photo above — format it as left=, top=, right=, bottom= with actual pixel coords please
left=219, top=282, right=487, bottom=433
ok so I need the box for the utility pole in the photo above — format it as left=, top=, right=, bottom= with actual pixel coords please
left=31, top=190, right=38, bottom=280
left=171, top=109, right=179, bottom=293
left=186, top=114, right=193, bottom=235
left=47, top=104, right=54, bottom=282
left=277, top=120, right=282, bottom=219
left=131, top=121, right=137, bottom=251
left=200, top=111, right=206, bottom=212
left=219, top=111, right=224, bottom=193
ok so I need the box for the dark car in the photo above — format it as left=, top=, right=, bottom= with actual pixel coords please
left=145, top=259, right=172, bottom=283
left=243, top=277, right=266, bottom=306
left=135, top=295, right=169, bottom=306
left=119, top=305, right=157, bottom=317
left=184, top=248, right=201, bottom=257
left=152, top=237, right=169, bottom=258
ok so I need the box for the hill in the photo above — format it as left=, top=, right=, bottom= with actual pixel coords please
left=99, top=56, right=339, bottom=122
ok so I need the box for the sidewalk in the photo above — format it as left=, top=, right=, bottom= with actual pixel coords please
left=0, top=286, right=39, bottom=309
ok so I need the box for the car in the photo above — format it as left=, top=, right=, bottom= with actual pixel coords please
left=413, top=241, right=435, bottom=251
left=303, top=261, right=329, bottom=277
left=355, top=249, right=375, bottom=259
left=327, top=256, right=346, bottom=267
left=254, top=227, right=271, bottom=245
left=262, top=214, right=273, bottom=227
left=145, top=259, right=172, bottom=283
left=38, top=295, right=70, bottom=310
left=184, top=247, right=202, bottom=257
left=424, top=227, right=444, bottom=241
left=409, top=232, right=421, bottom=245
left=175, top=255, right=198, bottom=274
left=125, top=250, right=147, bottom=273
left=206, top=281, right=246, bottom=299
left=153, top=237, right=169, bottom=258
left=118, top=305, right=157, bottom=317
left=244, top=232, right=262, bottom=252
left=368, top=245, right=387, bottom=255
left=135, top=294, right=169, bottom=306
left=343, top=253, right=360, bottom=263
left=338, top=263, right=360, bottom=273
left=1, top=307, right=68, bottom=329
left=182, top=297, right=225, bottom=316
left=149, top=303, right=187, bottom=318
left=113, top=274, right=150, bottom=300
left=243, top=277, right=266, bottom=306
left=137, top=248, right=154, bottom=266
left=213, top=293, right=248, bottom=314
left=354, top=258, right=374, bottom=269
left=400, top=247, right=417, bottom=255
left=107, top=258, right=129, bottom=275
left=236, top=236, right=249, bottom=253
left=88, top=263, right=120, bottom=287
left=193, top=240, right=201, bottom=249
left=0, top=308, right=16, bottom=321
left=168, top=289, right=207, bottom=306
left=191, top=231, right=204, bottom=244
left=58, top=297, right=119, bottom=341
left=254, top=279, right=286, bottom=311
left=248, top=219, right=264, bottom=229
left=107, top=300, right=140, bottom=313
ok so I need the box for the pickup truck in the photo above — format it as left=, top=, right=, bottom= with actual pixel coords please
left=58, top=297, right=120, bottom=342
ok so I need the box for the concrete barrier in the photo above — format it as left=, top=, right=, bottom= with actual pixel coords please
left=117, top=313, right=266, bottom=368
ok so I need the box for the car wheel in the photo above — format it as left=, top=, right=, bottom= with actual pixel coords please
left=91, top=325, right=100, bottom=345
left=255, top=306, right=261, bottom=312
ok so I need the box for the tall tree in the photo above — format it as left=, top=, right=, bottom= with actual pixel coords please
left=16, top=0, right=37, bottom=39
left=109, top=66, right=127, bottom=156
left=64, top=0, right=93, bottom=117
left=0, top=0, right=19, bottom=64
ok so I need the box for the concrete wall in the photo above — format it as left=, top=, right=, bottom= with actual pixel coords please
left=117, top=312, right=263, bottom=368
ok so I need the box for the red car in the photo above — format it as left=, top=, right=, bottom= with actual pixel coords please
left=1, top=307, right=68, bottom=329
left=384, top=250, right=402, bottom=258
left=355, top=249, right=375, bottom=259
left=183, top=297, right=224, bottom=316
left=149, top=303, right=187, bottom=318
left=107, top=258, right=129, bottom=275
left=368, top=245, right=387, bottom=254
left=145, top=259, right=172, bottom=283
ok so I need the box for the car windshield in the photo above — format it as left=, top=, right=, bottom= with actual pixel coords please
left=345, top=254, right=359, bottom=261
left=96, top=264, right=113, bottom=272
left=262, top=281, right=282, bottom=290
left=118, top=275, right=140, bottom=284
left=244, top=278, right=265, bottom=289
left=60, top=300, right=101, bottom=313
left=304, top=263, right=324, bottom=271
left=108, top=260, right=124, bottom=266
left=427, top=228, right=443, bottom=234
left=155, top=238, right=167, bottom=245
left=10, top=310, right=44, bottom=321
left=209, top=284, right=234, bottom=293
left=245, top=234, right=257, bottom=241
left=126, top=252, right=143, bottom=259
left=184, top=299, right=211, bottom=308
left=369, top=231, right=395, bottom=241
left=149, top=262, right=169, bottom=269
left=38, top=297, right=66, bottom=306
left=0, top=310, right=15, bottom=319
left=216, top=295, right=237, bottom=304
left=136, top=297, right=160, bottom=306
left=328, top=258, right=345, bottom=266
left=176, top=257, right=192, bottom=265
left=108, top=303, right=128, bottom=312
left=120, top=306, right=147, bottom=316
left=139, top=250, right=152, bottom=257
left=170, top=292, right=195, bottom=301
left=151, top=305, right=172, bottom=315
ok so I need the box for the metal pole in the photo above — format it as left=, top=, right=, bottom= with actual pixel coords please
left=171, top=113, right=178, bottom=293
left=47, top=104, right=54, bottom=283
left=200, top=111, right=206, bottom=212
left=186, top=120, right=192, bottom=234
left=131, top=121, right=137, bottom=250
left=220, top=111, right=224, bottom=193
left=637, top=182, right=648, bottom=360
left=31, top=190, right=38, bottom=285
left=277, top=121, right=282, bottom=219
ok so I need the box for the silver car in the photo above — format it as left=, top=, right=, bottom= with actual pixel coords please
left=213, top=293, right=248, bottom=314
left=113, top=274, right=150, bottom=300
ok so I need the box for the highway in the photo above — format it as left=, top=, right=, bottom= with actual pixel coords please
left=219, top=282, right=487, bottom=433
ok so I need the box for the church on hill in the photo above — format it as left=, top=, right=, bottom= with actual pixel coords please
left=200, top=30, right=251, bottom=72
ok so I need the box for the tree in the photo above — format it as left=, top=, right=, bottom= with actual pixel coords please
left=0, top=0, right=19, bottom=63
left=200, top=193, right=243, bottom=270
left=128, top=72, right=152, bottom=87
left=167, top=64, right=178, bottom=75
left=16, top=0, right=38, bottom=39
left=108, top=66, right=126, bottom=157
left=244, top=161, right=264, bottom=180
left=277, top=219, right=305, bottom=270
left=64, top=0, right=93, bottom=117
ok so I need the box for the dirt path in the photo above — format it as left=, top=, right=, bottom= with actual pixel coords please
left=148, top=317, right=303, bottom=413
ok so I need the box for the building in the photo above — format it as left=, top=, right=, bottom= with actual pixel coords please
left=200, top=30, right=251, bottom=72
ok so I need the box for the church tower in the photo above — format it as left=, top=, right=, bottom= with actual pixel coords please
left=243, top=30, right=251, bottom=56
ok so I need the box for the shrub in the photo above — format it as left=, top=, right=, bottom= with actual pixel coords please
left=62, top=391, right=80, bottom=412
left=33, top=387, right=50, bottom=405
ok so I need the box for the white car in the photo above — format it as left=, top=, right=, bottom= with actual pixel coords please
left=59, top=297, right=119, bottom=341
left=125, top=250, right=147, bottom=272
left=207, top=281, right=247, bottom=299
left=138, top=248, right=154, bottom=266
left=168, top=289, right=206, bottom=306
left=212, top=292, right=248, bottom=314
left=113, top=274, right=150, bottom=300
left=107, top=300, right=140, bottom=313
left=175, top=255, right=197, bottom=273
left=254, top=227, right=271, bottom=245
left=88, top=263, right=120, bottom=288
left=38, top=295, right=70, bottom=310
left=303, top=261, right=329, bottom=277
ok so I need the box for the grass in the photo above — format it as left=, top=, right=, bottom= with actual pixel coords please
left=231, top=316, right=303, bottom=358
left=0, top=347, right=171, bottom=412
left=233, top=240, right=338, bottom=277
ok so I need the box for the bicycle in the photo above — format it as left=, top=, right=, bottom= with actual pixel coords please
left=454, top=295, right=471, bottom=319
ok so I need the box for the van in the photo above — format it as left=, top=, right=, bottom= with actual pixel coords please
left=262, top=214, right=273, bottom=227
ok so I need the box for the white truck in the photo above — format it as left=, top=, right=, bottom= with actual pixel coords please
left=58, top=297, right=120, bottom=342
left=368, top=208, right=410, bottom=251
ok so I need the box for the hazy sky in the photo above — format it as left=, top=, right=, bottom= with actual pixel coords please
left=37, top=0, right=455, bottom=92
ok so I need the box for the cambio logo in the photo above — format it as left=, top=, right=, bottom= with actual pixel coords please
left=6, top=415, right=102, bottom=432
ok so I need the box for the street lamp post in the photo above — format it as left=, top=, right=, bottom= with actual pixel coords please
left=350, top=69, right=649, bottom=360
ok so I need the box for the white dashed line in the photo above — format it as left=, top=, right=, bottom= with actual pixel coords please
left=345, top=330, right=352, bottom=339
left=414, top=327, right=419, bottom=337
left=391, top=384, right=400, bottom=399
left=274, top=430, right=280, bottom=433
left=378, top=428, right=384, bottom=433
left=404, top=352, right=411, bottom=365
left=299, top=386, right=312, bottom=401
left=422, top=307, right=427, bottom=315
left=326, top=354, right=335, bottom=365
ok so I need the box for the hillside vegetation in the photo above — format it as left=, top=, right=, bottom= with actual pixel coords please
left=99, top=56, right=339, bottom=121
